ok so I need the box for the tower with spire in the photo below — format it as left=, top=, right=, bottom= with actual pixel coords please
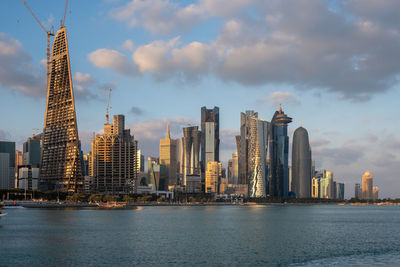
left=159, top=123, right=178, bottom=188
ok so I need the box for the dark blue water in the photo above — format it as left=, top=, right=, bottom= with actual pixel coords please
left=1, top=205, right=400, bottom=266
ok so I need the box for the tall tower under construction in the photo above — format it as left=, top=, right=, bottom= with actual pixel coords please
left=39, top=27, right=83, bottom=192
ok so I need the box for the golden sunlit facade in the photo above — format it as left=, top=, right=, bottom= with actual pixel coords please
left=362, top=171, right=373, bottom=200
left=159, top=124, right=177, bottom=188
left=40, top=27, right=83, bottom=192
left=205, top=161, right=222, bottom=193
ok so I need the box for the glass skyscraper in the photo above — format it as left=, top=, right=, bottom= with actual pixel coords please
left=269, top=105, right=292, bottom=199
left=292, top=126, right=312, bottom=198
left=200, top=106, right=220, bottom=174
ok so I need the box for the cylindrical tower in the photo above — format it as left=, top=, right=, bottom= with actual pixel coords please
left=292, top=126, right=312, bottom=198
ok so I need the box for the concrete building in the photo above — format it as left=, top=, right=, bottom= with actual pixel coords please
left=362, top=171, right=373, bottom=200
left=269, top=105, right=292, bottom=199
left=0, top=141, right=15, bottom=189
left=232, top=152, right=239, bottom=185
left=336, top=182, right=345, bottom=200
left=292, top=126, right=312, bottom=198
left=40, top=26, right=83, bottom=192
left=91, top=115, right=138, bottom=194
left=205, top=161, right=222, bottom=193
left=15, top=150, right=23, bottom=188
left=185, top=175, right=202, bottom=193
left=18, top=166, right=39, bottom=190
left=159, top=124, right=178, bottom=188
left=201, top=107, right=220, bottom=175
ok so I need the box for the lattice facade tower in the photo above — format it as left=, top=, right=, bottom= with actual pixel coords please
left=40, top=27, right=83, bottom=192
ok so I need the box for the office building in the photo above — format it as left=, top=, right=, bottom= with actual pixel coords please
left=148, top=163, right=168, bottom=191
left=373, top=186, right=379, bottom=200
left=15, top=150, right=23, bottom=187
left=91, top=115, right=138, bottom=194
left=205, top=161, right=222, bottom=193
left=355, top=183, right=361, bottom=199
left=362, top=171, right=373, bottom=200
left=0, top=141, right=15, bottom=189
left=269, top=105, right=292, bottom=199
left=159, top=124, right=178, bottom=188
left=336, top=182, right=345, bottom=200
left=292, top=126, right=312, bottom=198
left=136, top=150, right=144, bottom=173
left=40, top=26, right=83, bottom=192
left=18, top=166, right=39, bottom=190
left=232, top=152, right=239, bottom=185
left=182, top=126, right=201, bottom=185
left=201, top=107, right=220, bottom=173
left=236, top=110, right=258, bottom=185
left=248, top=116, right=269, bottom=198
left=312, top=177, right=320, bottom=198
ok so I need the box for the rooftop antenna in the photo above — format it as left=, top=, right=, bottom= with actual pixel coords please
left=106, top=88, right=112, bottom=124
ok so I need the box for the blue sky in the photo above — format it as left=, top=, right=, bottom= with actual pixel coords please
left=1, top=0, right=400, bottom=198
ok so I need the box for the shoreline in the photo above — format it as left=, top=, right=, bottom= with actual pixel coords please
left=3, top=200, right=400, bottom=209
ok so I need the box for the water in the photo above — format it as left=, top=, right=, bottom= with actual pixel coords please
left=1, top=205, right=400, bottom=266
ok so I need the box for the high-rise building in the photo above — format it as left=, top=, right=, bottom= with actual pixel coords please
left=40, top=27, right=83, bottom=192
left=15, top=150, right=23, bottom=188
left=269, top=105, right=292, bottom=199
left=292, top=126, right=312, bottom=198
left=182, top=126, right=201, bottom=185
left=236, top=110, right=258, bottom=185
left=201, top=107, right=220, bottom=174
left=91, top=115, right=138, bottom=194
left=227, top=159, right=233, bottom=183
left=248, top=116, right=269, bottom=198
left=136, top=150, right=144, bottom=173
left=23, top=135, right=41, bottom=166
left=232, top=152, right=239, bottom=185
left=362, top=171, right=373, bottom=200
left=311, top=177, right=320, bottom=198
left=205, top=161, right=222, bottom=193
left=355, top=183, right=361, bottom=199
left=336, top=182, right=345, bottom=200
left=159, top=124, right=178, bottom=188
left=0, top=141, right=15, bottom=189
left=319, top=171, right=333, bottom=199
left=373, top=186, right=379, bottom=201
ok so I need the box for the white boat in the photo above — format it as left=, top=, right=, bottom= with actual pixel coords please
left=0, top=213, right=7, bottom=217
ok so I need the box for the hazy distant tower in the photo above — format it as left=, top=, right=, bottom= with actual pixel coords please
left=362, top=171, right=373, bottom=200
left=292, top=126, right=312, bottom=198
left=40, top=27, right=83, bottom=192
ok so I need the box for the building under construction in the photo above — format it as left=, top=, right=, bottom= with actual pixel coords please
left=39, top=26, right=83, bottom=192
left=90, top=115, right=138, bottom=194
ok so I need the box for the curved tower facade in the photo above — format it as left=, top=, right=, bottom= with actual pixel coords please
left=269, top=105, right=292, bottom=199
left=39, top=27, right=83, bottom=192
left=292, top=126, right=312, bottom=198
left=362, top=171, right=373, bottom=200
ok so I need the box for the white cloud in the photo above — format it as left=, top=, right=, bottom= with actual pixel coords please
left=121, top=39, right=135, bottom=52
left=0, top=33, right=42, bottom=97
left=88, top=48, right=137, bottom=76
left=74, top=72, right=94, bottom=85
left=257, top=91, right=300, bottom=107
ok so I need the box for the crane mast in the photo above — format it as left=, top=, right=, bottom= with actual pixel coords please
left=21, top=0, right=54, bottom=84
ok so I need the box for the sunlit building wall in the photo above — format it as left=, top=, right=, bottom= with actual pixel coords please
left=362, top=171, right=373, bottom=200
left=205, top=161, right=222, bottom=193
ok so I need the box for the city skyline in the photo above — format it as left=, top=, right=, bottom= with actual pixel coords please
left=1, top=1, right=400, bottom=198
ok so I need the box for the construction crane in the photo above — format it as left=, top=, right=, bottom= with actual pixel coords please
left=21, top=0, right=54, bottom=84
left=106, top=88, right=112, bottom=124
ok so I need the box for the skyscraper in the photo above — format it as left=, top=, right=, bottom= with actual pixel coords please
left=236, top=110, right=258, bottom=185
left=232, top=152, right=239, bottom=185
left=159, top=124, right=178, bottom=187
left=292, top=126, right=312, bottom=198
left=201, top=107, right=220, bottom=173
left=269, top=105, right=292, bottom=199
left=247, top=116, right=269, bottom=198
left=91, top=115, right=138, bottom=194
left=0, top=141, right=15, bottom=189
left=40, top=26, right=83, bottom=192
left=182, top=126, right=201, bottom=185
left=205, top=161, right=222, bottom=193
left=355, top=183, right=361, bottom=199
left=362, top=171, right=373, bottom=200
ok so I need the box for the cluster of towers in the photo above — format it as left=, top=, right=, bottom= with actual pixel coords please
left=355, top=171, right=379, bottom=200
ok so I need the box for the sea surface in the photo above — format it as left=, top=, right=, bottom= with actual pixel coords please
left=1, top=205, right=400, bottom=266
